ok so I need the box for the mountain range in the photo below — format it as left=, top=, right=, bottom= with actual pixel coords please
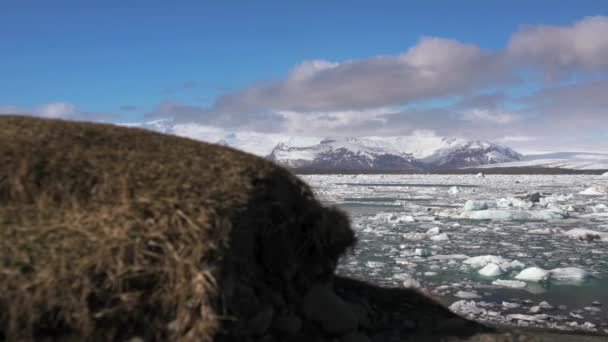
left=267, top=136, right=523, bottom=170
left=121, top=120, right=608, bottom=170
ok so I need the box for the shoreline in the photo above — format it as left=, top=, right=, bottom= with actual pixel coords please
left=293, top=167, right=607, bottom=175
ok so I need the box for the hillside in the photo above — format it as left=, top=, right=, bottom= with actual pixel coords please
left=0, top=116, right=513, bottom=341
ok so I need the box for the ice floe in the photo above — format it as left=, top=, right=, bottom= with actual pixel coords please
left=464, top=200, right=489, bottom=211
left=462, top=255, right=524, bottom=273
left=429, top=233, right=450, bottom=241
left=492, top=279, right=527, bottom=288
left=479, top=263, right=505, bottom=277
left=564, top=228, right=608, bottom=242
left=414, top=248, right=430, bottom=257
left=459, top=208, right=569, bottom=220
left=455, top=291, right=481, bottom=299
left=580, top=185, right=608, bottom=195
left=496, top=197, right=534, bottom=209
left=515, top=267, right=592, bottom=283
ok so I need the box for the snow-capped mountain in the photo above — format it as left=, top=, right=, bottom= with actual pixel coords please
left=121, top=120, right=525, bottom=169
left=267, top=136, right=523, bottom=170
left=418, top=138, right=524, bottom=168
left=267, top=137, right=418, bottom=170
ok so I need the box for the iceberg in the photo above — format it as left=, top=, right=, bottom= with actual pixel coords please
left=515, top=266, right=592, bottom=283
left=564, top=228, right=608, bottom=242
left=492, top=279, right=526, bottom=288
left=515, top=267, right=551, bottom=281
left=580, top=186, right=608, bottom=195
left=463, top=255, right=524, bottom=273
left=426, top=227, right=442, bottom=236
left=454, top=291, right=481, bottom=299
left=478, top=263, right=505, bottom=277
left=496, top=197, right=534, bottom=209
left=460, top=209, right=568, bottom=220
left=464, top=200, right=489, bottom=211
left=449, top=300, right=485, bottom=315
left=550, top=267, right=591, bottom=282
left=430, top=233, right=450, bottom=241
left=448, top=186, right=460, bottom=195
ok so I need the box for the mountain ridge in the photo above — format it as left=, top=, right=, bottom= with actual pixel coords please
left=267, top=136, right=523, bottom=170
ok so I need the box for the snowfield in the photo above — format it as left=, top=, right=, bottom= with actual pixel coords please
left=303, top=173, right=608, bottom=334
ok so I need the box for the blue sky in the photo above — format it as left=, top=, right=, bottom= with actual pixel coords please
left=1, top=1, right=607, bottom=152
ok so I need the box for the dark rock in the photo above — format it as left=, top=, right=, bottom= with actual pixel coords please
left=340, top=332, right=371, bottom=342
left=302, top=283, right=359, bottom=335
left=272, top=315, right=302, bottom=335
left=248, top=305, right=275, bottom=336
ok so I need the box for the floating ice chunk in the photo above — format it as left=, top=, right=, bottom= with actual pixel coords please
left=424, top=272, right=438, bottom=276
left=372, top=212, right=415, bottom=224
left=448, top=186, right=460, bottom=195
left=460, top=208, right=568, bottom=220
left=428, top=254, right=469, bottom=260
left=528, top=228, right=562, bottom=235
left=430, top=233, right=450, bottom=241
left=528, top=302, right=553, bottom=313
left=449, top=300, right=485, bottom=315
left=464, top=200, right=489, bottom=211
left=402, top=278, right=422, bottom=288
left=516, top=266, right=591, bottom=283
left=507, top=314, right=549, bottom=322
left=602, top=172, right=608, bottom=177
left=414, top=248, right=430, bottom=257
left=502, top=301, right=521, bottom=309
left=462, top=255, right=523, bottom=272
left=580, top=186, right=608, bottom=195
left=496, top=197, right=533, bottom=209
left=581, top=322, right=597, bottom=330
left=492, top=279, right=526, bottom=288
left=426, top=227, right=442, bottom=236
left=478, top=263, right=504, bottom=277
left=515, top=267, right=551, bottom=281
left=393, top=272, right=414, bottom=281
left=476, top=173, right=485, bottom=178
left=402, top=232, right=427, bottom=240
left=394, top=272, right=422, bottom=288
left=550, top=267, right=591, bottom=282
left=515, top=192, right=542, bottom=203
left=454, top=291, right=481, bottom=299
left=564, top=228, right=608, bottom=242
left=570, top=312, right=584, bottom=319
left=366, top=261, right=385, bottom=268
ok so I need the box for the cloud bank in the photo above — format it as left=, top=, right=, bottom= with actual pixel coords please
left=3, top=16, right=608, bottom=153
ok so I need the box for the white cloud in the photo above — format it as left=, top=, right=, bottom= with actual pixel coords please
left=460, top=108, right=522, bottom=124
left=35, top=102, right=78, bottom=118
left=497, top=136, right=537, bottom=143
left=0, top=102, right=116, bottom=121
left=208, top=37, right=507, bottom=115
left=508, top=16, right=608, bottom=73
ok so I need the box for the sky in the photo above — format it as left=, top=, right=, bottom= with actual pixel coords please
left=1, top=1, right=607, bottom=154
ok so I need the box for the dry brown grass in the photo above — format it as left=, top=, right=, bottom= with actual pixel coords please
left=0, top=116, right=354, bottom=341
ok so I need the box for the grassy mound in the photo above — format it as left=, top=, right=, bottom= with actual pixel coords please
left=0, top=116, right=355, bottom=341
